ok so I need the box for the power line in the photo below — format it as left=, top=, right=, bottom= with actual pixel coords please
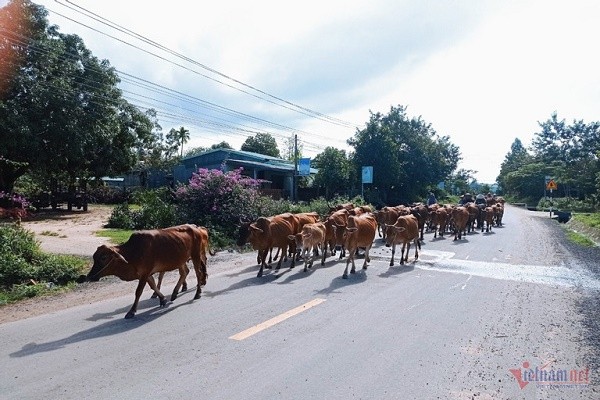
left=49, top=0, right=359, bottom=129
left=0, top=28, right=350, bottom=153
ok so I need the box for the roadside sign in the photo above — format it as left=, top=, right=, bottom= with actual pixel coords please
left=298, top=158, right=311, bottom=176
left=362, top=166, right=373, bottom=184
left=546, top=179, right=557, bottom=191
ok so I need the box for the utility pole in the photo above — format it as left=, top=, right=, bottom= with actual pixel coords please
left=293, top=134, right=298, bottom=202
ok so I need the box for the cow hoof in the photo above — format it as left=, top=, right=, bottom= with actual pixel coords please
left=194, top=294, right=201, bottom=300
left=257, top=272, right=263, bottom=278
left=342, top=274, right=348, bottom=279
left=150, top=293, right=158, bottom=299
left=160, top=298, right=168, bottom=307
left=389, top=262, right=394, bottom=267
left=125, top=311, right=135, bottom=319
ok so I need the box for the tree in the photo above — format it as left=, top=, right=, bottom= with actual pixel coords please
left=241, top=133, right=281, bottom=157
left=348, top=105, right=460, bottom=204
left=282, top=134, right=303, bottom=162
left=497, top=138, right=532, bottom=193
left=211, top=141, right=232, bottom=150
left=312, top=147, right=351, bottom=199
left=530, top=113, right=600, bottom=199
left=446, top=169, right=476, bottom=196
left=0, top=0, right=158, bottom=191
left=167, top=126, right=189, bottom=158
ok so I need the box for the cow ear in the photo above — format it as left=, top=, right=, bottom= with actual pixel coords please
left=108, top=247, right=128, bottom=264
left=347, top=227, right=358, bottom=233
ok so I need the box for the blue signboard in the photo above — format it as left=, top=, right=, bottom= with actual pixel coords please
left=298, top=158, right=311, bottom=176
left=362, top=166, right=373, bottom=184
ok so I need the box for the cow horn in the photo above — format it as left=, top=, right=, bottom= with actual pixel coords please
left=394, top=226, right=406, bottom=232
left=249, top=224, right=263, bottom=233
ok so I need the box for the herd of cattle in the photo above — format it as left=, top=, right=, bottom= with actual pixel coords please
left=80, top=197, right=506, bottom=318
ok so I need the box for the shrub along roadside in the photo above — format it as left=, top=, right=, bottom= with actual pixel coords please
left=0, top=224, right=88, bottom=305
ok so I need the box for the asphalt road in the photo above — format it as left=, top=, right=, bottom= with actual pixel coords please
left=1, top=205, right=598, bottom=399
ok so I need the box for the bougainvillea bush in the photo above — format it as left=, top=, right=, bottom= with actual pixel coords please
left=174, top=168, right=264, bottom=239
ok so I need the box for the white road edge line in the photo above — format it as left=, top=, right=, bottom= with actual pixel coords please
left=229, top=298, right=327, bottom=341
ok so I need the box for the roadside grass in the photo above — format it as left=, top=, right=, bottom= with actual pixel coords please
left=564, top=212, right=600, bottom=247
left=0, top=281, right=78, bottom=306
left=564, top=229, right=596, bottom=247
left=96, top=229, right=132, bottom=244
left=573, top=212, right=600, bottom=229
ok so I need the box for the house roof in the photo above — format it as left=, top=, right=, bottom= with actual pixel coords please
left=183, top=148, right=318, bottom=174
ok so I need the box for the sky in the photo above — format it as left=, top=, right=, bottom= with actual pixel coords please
left=6, top=0, right=600, bottom=183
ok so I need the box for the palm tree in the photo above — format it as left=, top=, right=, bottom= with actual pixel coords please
left=175, top=126, right=190, bottom=157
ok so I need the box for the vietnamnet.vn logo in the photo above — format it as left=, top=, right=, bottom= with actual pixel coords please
left=509, top=360, right=590, bottom=389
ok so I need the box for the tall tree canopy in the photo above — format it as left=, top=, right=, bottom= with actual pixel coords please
left=348, top=105, right=460, bottom=204
left=241, top=133, right=281, bottom=158
left=312, top=147, right=351, bottom=199
left=0, top=0, right=159, bottom=192
left=496, top=138, right=532, bottom=193
left=498, top=113, right=600, bottom=202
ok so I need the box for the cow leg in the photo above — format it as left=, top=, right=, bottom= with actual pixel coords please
left=414, top=240, right=421, bottom=261
left=146, top=275, right=167, bottom=306
left=349, top=248, right=357, bottom=274
left=362, top=245, right=371, bottom=270
left=170, top=265, right=189, bottom=301
left=389, top=243, right=396, bottom=267
left=126, top=279, right=148, bottom=319
left=400, top=242, right=407, bottom=264
left=342, top=252, right=354, bottom=279
left=151, top=271, right=165, bottom=299
left=191, top=254, right=207, bottom=300
left=257, top=249, right=269, bottom=277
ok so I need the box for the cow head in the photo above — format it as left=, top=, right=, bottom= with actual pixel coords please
left=236, top=219, right=253, bottom=247
left=384, top=224, right=406, bottom=247
left=84, top=245, right=128, bottom=281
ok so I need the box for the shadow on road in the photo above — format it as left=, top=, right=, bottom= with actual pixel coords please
left=9, top=296, right=196, bottom=358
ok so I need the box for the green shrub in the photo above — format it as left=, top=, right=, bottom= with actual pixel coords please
left=106, top=203, right=136, bottom=229
left=32, top=254, right=86, bottom=285
left=0, top=252, right=34, bottom=287
left=0, top=225, right=86, bottom=291
left=130, top=188, right=178, bottom=229
left=537, top=197, right=596, bottom=212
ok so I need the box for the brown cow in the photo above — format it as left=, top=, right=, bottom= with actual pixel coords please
left=341, top=214, right=377, bottom=278
left=79, top=224, right=209, bottom=319
left=410, top=203, right=428, bottom=240
left=482, top=206, right=495, bottom=233
left=385, top=214, right=420, bottom=266
left=242, top=215, right=296, bottom=277
left=451, top=206, right=470, bottom=240
left=464, top=202, right=480, bottom=233
left=325, top=208, right=350, bottom=260
left=494, top=203, right=504, bottom=226
left=153, top=228, right=215, bottom=298
left=288, top=221, right=327, bottom=272
left=433, top=206, right=449, bottom=238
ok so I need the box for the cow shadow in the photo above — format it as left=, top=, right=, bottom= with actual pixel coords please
left=9, top=298, right=194, bottom=358
left=429, top=235, right=447, bottom=242
left=313, top=270, right=368, bottom=296
left=379, top=262, right=416, bottom=278
left=203, top=265, right=284, bottom=298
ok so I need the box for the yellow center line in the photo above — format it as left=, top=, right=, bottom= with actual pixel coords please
left=229, top=298, right=326, bottom=341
